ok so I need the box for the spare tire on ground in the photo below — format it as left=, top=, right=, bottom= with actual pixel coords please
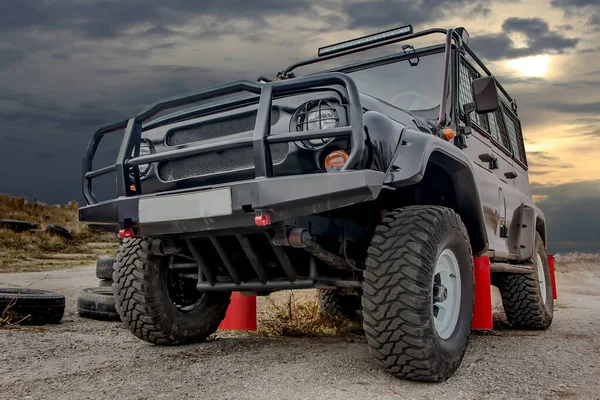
left=0, top=288, right=65, bottom=325
left=0, top=219, right=33, bottom=233
left=77, top=287, right=120, bottom=321
left=96, top=257, right=117, bottom=280
left=98, top=279, right=113, bottom=288
left=44, top=224, right=73, bottom=240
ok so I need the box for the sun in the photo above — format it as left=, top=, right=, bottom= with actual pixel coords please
left=507, top=55, right=551, bottom=77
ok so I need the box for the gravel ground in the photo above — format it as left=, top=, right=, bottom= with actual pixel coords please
left=1, top=266, right=599, bottom=400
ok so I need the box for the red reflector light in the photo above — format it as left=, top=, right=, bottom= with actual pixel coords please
left=118, top=227, right=135, bottom=239
left=254, top=212, right=271, bottom=227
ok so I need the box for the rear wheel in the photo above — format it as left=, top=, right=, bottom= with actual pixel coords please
left=497, top=232, right=553, bottom=329
left=362, top=206, right=474, bottom=381
left=112, top=238, right=231, bottom=345
left=318, top=289, right=361, bottom=321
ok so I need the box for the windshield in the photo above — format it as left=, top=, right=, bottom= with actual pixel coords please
left=343, top=51, right=445, bottom=120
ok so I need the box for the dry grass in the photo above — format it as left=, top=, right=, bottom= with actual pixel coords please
left=0, top=194, right=118, bottom=272
left=257, top=291, right=362, bottom=337
left=554, top=252, right=600, bottom=273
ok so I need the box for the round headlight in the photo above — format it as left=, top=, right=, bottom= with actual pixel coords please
left=129, top=140, right=153, bottom=179
left=137, top=141, right=152, bottom=176
left=296, top=100, right=339, bottom=148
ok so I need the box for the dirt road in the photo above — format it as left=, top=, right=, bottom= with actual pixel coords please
left=1, top=265, right=599, bottom=400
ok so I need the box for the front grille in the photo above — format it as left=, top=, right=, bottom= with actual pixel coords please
left=158, top=143, right=288, bottom=181
left=160, top=107, right=286, bottom=181
left=167, top=108, right=281, bottom=146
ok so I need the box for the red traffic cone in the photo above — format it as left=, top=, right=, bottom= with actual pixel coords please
left=472, top=256, right=493, bottom=330
left=218, top=292, right=257, bottom=331
left=547, top=254, right=558, bottom=300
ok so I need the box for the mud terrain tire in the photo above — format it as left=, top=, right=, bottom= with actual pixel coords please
left=113, top=238, right=231, bottom=345
left=497, top=232, right=553, bottom=329
left=318, top=289, right=361, bottom=320
left=362, top=206, right=474, bottom=382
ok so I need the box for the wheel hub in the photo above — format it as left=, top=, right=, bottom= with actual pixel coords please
left=433, top=284, right=448, bottom=302
left=536, top=254, right=547, bottom=305
left=432, top=248, right=462, bottom=340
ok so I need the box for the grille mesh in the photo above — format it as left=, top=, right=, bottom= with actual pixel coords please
left=161, top=107, right=286, bottom=181
left=502, top=106, right=527, bottom=166
left=488, top=108, right=511, bottom=150
left=167, top=108, right=280, bottom=146
left=159, top=144, right=289, bottom=181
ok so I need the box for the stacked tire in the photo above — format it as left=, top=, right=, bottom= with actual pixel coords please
left=76, top=256, right=121, bottom=321
left=96, top=257, right=116, bottom=287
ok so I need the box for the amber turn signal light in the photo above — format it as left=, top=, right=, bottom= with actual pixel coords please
left=324, top=150, right=349, bottom=172
left=443, top=128, right=456, bottom=141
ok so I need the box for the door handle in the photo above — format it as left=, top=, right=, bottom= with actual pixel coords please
left=479, top=153, right=499, bottom=170
left=504, top=171, right=518, bottom=179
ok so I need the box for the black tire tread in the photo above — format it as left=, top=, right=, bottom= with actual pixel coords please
left=76, top=287, right=120, bottom=321
left=318, top=289, right=361, bottom=320
left=96, top=257, right=116, bottom=280
left=0, top=288, right=65, bottom=325
left=112, top=238, right=231, bottom=345
left=362, top=205, right=473, bottom=382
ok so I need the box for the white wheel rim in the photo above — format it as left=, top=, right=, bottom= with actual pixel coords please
left=536, top=254, right=547, bottom=305
left=433, top=248, right=462, bottom=340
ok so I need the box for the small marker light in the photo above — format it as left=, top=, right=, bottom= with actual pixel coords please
left=118, top=227, right=135, bottom=239
left=324, top=150, right=349, bottom=172
left=254, top=211, right=271, bottom=227
left=443, top=128, right=456, bottom=141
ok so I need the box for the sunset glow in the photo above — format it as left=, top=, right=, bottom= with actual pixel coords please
left=507, top=55, right=551, bottom=77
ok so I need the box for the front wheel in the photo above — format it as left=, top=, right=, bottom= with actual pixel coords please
left=112, top=238, right=231, bottom=345
left=362, top=206, right=474, bottom=382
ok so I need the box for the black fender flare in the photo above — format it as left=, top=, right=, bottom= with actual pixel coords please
left=383, top=128, right=489, bottom=255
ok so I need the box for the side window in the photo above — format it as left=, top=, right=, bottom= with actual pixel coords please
left=458, top=58, right=489, bottom=133
left=501, top=104, right=528, bottom=166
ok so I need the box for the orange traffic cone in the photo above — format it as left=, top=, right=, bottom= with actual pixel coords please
left=218, top=292, right=257, bottom=331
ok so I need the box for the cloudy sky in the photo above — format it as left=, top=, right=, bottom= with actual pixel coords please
left=0, top=0, right=598, bottom=253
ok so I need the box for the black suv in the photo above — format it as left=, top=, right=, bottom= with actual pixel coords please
left=79, top=25, right=554, bottom=381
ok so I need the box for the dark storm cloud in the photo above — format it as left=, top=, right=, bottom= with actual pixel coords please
left=340, top=0, right=515, bottom=29
left=532, top=180, right=600, bottom=253
left=502, top=17, right=550, bottom=37
left=551, top=0, right=600, bottom=31
left=469, top=17, right=579, bottom=61
left=0, top=48, right=27, bottom=69
left=470, top=3, right=492, bottom=17
left=2, top=0, right=315, bottom=38
left=528, top=152, right=574, bottom=169
left=527, top=152, right=574, bottom=177
left=544, top=101, right=600, bottom=114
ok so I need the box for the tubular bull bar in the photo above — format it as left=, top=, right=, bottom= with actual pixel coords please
left=82, top=72, right=365, bottom=206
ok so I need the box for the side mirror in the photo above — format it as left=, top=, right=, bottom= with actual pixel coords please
left=471, top=76, right=500, bottom=114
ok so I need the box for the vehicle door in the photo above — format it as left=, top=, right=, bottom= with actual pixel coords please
left=456, top=56, right=512, bottom=258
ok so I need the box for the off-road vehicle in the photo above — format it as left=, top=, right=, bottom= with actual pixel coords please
left=79, top=25, right=553, bottom=381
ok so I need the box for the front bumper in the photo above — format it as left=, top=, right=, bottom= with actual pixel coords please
left=79, top=170, right=385, bottom=237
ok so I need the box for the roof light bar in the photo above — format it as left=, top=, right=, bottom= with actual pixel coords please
left=318, top=25, right=413, bottom=57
